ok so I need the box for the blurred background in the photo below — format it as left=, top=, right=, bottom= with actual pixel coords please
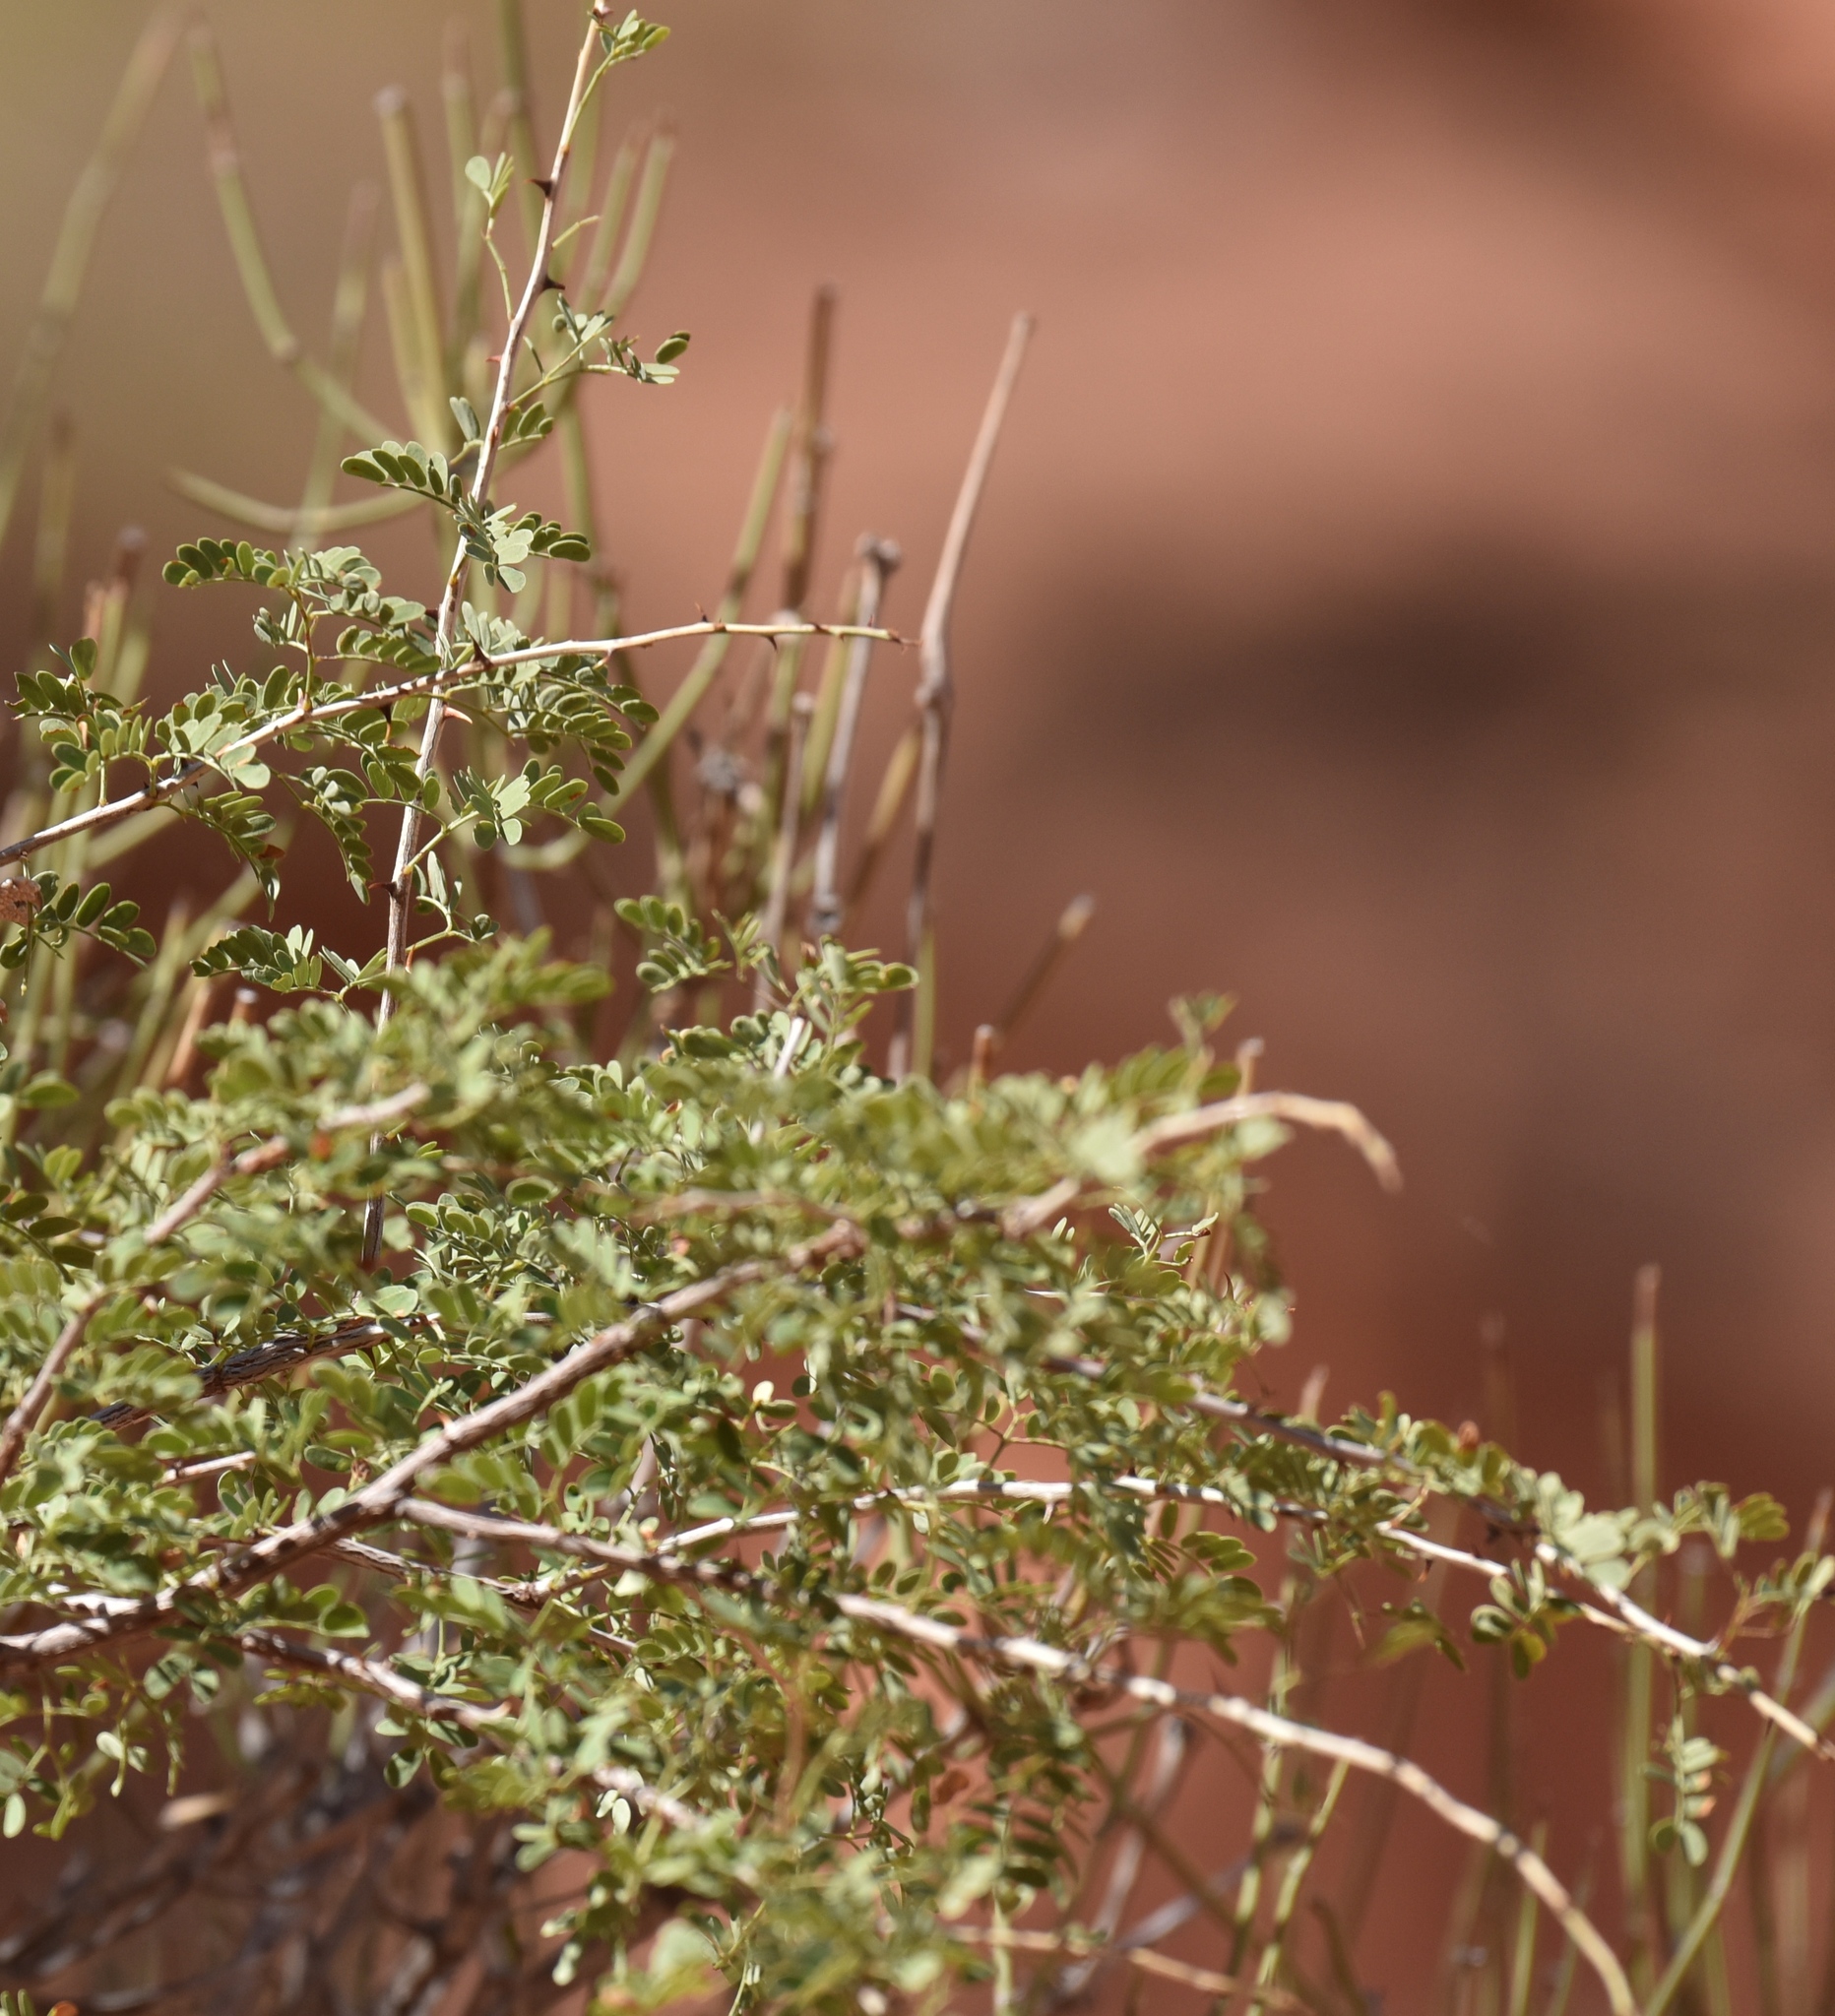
left=8, top=0, right=1835, bottom=2001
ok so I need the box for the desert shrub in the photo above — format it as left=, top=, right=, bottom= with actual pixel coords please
left=0, top=11, right=1829, bottom=2016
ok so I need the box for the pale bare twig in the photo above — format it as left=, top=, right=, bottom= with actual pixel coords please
left=0, top=617, right=900, bottom=882
left=1002, top=1088, right=1401, bottom=1239
left=163, top=1450, right=258, bottom=1484
left=961, top=1928, right=1309, bottom=2014
left=888, top=313, right=1033, bottom=1078
left=1136, top=1090, right=1401, bottom=1185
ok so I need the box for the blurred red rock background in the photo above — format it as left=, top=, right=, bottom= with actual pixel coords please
left=11, top=0, right=1835, bottom=1999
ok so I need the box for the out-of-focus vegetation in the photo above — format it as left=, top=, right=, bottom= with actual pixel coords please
left=0, top=10, right=1833, bottom=2016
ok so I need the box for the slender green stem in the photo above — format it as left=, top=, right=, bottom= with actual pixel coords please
left=601, top=129, right=673, bottom=321
left=844, top=723, right=919, bottom=920
left=1645, top=1538, right=1821, bottom=2016
left=579, top=134, right=638, bottom=308
left=1539, top=1856, right=1597, bottom=2016
left=376, top=88, right=451, bottom=448
left=496, top=0, right=544, bottom=260
left=296, top=183, right=380, bottom=533
left=1231, top=1704, right=1286, bottom=1972
left=188, top=24, right=396, bottom=449
left=29, top=412, right=78, bottom=658
left=0, top=9, right=183, bottom=554
left=1248, top=1757, right=1350, bottom=2013
left=1644, top=1729, right=1774, bottom=2016
left=1622, top=1263, right=1661, bottom=1994
left=1505, top=1822, right=1546, bottom=2016
left=166, top=471, right=420, bottom=538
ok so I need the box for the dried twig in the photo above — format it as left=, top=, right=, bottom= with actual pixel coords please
left=1003, top=1088, right=1401, bottom=1239
left=888, top=313, right=1033, bottom=1078
left=780, top=284, right=837, bottom=621
left=963, top=1929, right=1308, bottom=2014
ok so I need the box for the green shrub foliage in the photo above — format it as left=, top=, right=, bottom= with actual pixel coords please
left=0, top=12, right=1826, bottom=2016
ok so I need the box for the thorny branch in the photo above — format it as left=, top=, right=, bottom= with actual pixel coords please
left=361, top=12, right=782, bottom=1263
left=0, top=618, right=898, bottom=879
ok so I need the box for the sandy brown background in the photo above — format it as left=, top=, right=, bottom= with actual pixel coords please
left=11, top=0, right=1835, bottom=1999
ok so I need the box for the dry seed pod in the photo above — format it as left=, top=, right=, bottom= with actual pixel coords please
left=0, top=876, right=43, bottom=922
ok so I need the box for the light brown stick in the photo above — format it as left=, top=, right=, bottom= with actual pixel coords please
left=1003, top=1088, right=1401, bottom=1239
left=888, top=314, right=1033, bottom=1078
